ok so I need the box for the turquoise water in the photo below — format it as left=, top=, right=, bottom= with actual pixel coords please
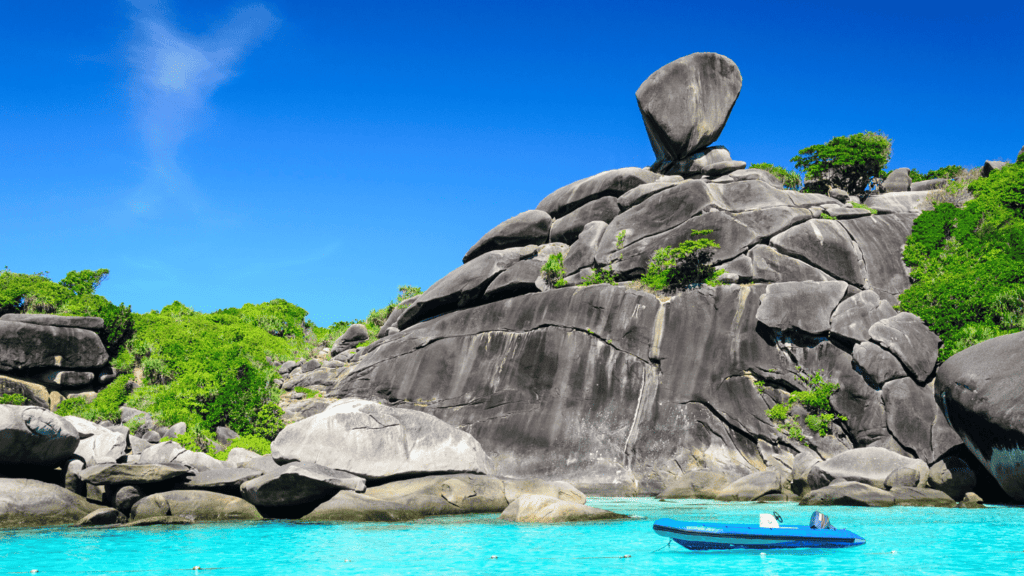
left=2, top=498, right=1022, bottom=576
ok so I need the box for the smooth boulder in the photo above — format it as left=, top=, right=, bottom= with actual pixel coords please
left=463, top=210, right=552, bottom=263
left=635, top=53, right=743, bottom=169
left=808, top=447, right=927, bottom=490
left=756, top=281, right=847, bottom=334
left=656, top=470, right=729, bottom=499
left=0, top=405, right=80, bottom=467
left=868, top=313, right=940, bottom=383
left=239, top=462, right=365, bottom=507
left=500, top=494, right=626, bottom=523
left=0, top=320, right=108, bottom=371
left=131, top=490, right=262, bottom=522
left=272, top=399, right=488, bottom=481
left=935, top=332, right=1024, bottom=501
left=800, top=481, right=895, bottom=507
left=79, top=463, right=190, bottom=486
left=0, top=478, right=100, bottom=528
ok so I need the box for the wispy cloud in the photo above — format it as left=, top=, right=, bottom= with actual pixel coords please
left=126, top=1, right=278, bottom=215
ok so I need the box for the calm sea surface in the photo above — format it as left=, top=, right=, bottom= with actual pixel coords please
left=2, top=498, right=1022, bottom=576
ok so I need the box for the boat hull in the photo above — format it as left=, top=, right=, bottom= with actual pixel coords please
left=653, top=519, right=866, bottom=550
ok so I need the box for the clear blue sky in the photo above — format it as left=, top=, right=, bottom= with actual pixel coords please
left=3, top=0, right=1022, bottom=326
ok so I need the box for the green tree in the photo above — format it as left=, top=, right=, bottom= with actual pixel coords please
left=791, top=132, right=892, bottom=195
left=59, top=269, right=109, bottom=297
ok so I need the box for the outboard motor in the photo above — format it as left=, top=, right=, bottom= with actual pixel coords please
left=810, top=511, right=833, bottom=530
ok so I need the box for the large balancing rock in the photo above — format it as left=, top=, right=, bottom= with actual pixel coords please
left=636, top=53, right=743, bottom=170
left=0, top=405, right=80, bottom=468
left=935, top=332, right=1024, bottom=502
left=271, top=398, right=489, bottom=481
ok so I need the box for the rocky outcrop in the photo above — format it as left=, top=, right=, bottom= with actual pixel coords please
left=0, top=318, right=108, bottom=371
left=807, top=447, right=928, bottom=490
left=239, top=462, right=365, bottom=507
left=463, top=210, right=552, bottom=263
left=271, top=398, right=489, bottom=481
left=131, top=490, right=262, bottom=522
left=935, top=332, right=1024, bottom=502
left=881, top=168, right=912, bottom=193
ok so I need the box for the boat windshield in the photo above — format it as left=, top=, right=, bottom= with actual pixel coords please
left=810, top=511, right=833, bottom=530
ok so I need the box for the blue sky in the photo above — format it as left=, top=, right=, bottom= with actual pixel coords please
left=2, top=0, right=1022, bottom=326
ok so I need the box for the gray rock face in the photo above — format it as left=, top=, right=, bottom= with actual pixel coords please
left=79, top=463, right=191, bottom=486
left=0, top=478, right=101, bottom=528
left=864, top=191, right=930, bottom=214
left=830, top=290, right=898, bottom=343
left=617, top=180, right=679, bottom=210
left=656, top=470, right=729, bottom=499
left=0, top=405, right=80, bottom=467
left=77, top=506, right=124, bottom=526
left=0, top=321, right=109, bottom=371
left=365, top=474, right=509, bottom=515
left=839, top=215, right=915, bottom=301
left=881, top=378, right=961, bottom=463
left=131, top=490, right=261, bottom=522
left=500, top=494, right=625, bottom=523
left=881, top=168, right=912, bottom=192
left=463, top=210, right=552, bottom=263
left=396, top=247, right=529, bottom=329
left=138, top=441, right=227, bottom=471
left=884, top=466, right=923, bottom=489
left=549, top=197, right=620, bottom=245
left=271, top=398, right=489, bottom=481
left=801, top=481, right=895, bottom=507
left=240, top=462, right=365, bottom=507
left=808, top=447, right=927, bottom=490
left=981, top=160, right=1007, bottom=178
left=890, top=486, right=956, bottom=507
left=635, top=53, right=742, bottom=170
left=563, top=221, right=608, bottom=276
left=716, top=470, right=782, bottom=501
left=536, top=167, right=658, bottom=219
left=935, top=331, right=1024, bottom=501
left=755, top=281, right=848, bottom=334
left=853, top=342, right=907, bottom=386
left=770, top=220, right=866, bottom=287
left=928, top=456, right=977, bottom=501
left=868, top=313, right=940, bottom=383
left=0, top=314, right=105, bottom=330
left=74, top=429, right=127, bottom=466
left=484, top=260, right=542, bottom=300
left=747, top=245, right=833, bottom=283
left=331, top=324, right=369, bottom=356
left=115, top=485, right=142, bottom=515
left=185, top=468, right=263, bottom=491
left=301, top=491, right=426, bottom=522
left=39, top=370, right=95, bottom=388
left=503, top=478, right=586, bottom=506
left=910, top=178, right=947, bottom=191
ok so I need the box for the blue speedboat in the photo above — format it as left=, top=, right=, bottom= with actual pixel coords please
left=653, top=511, right=866, bottom=550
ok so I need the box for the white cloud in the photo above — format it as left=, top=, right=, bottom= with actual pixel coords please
left=126, top=1, right=278, bottom=214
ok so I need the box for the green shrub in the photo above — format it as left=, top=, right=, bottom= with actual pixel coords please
left=850, top=202, right=877, bottom=214
left=211, top=434, right=272, bottom=460
left=750, top=162, right=802, bottom=190
left=0, top=269, right=73, bottom=315
left=639, top=231, right=721, bottom=291
left=820, top=213, right=837, bottom=220
left=293, top=386, right=322, bottom=398
left=0, top=393, right=28, bottom=405
left=541, top=253, right=567, bottom=288
left=899, top=164, right=1024, bottom=360
left=55, top=374, right=130, bottom=422
left=791, top=132, right=892, bottom=195
left=57, top=295, right=134, bottom=357
left=763, top=370, right=847, bottom=444
left=578, top=266, right=616, bottom=286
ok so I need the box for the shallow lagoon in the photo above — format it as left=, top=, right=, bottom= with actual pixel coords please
left=2, top=498, right=1021, bottom=576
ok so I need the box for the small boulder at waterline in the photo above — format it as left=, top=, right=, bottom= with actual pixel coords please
left=131, top=490, right=262, bottom=522
left=657, top=470, right=729, bottom=499
left=500, top=494, right=626, bottom=523
left=239, top=462, right=365, bottom=507
left=0, top=478, right=101, bottom=528
left=800, top=481, right=895, bottom=507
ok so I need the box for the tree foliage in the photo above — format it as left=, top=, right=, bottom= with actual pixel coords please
left=639, top=230, right=722, bottom=291
left=750, top=162, right=802, bottom=190
left=791, top=132, right=892, bottom=195
left=899, top=162, right=1024, bottom=360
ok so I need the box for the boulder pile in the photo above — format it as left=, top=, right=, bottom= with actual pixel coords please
left=0, top=314, right=116, bottom=410
left=0, top=398, right=616, bottom=528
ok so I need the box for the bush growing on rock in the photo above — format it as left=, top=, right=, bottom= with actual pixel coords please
left=750, top=162, right=801, bottom=190
left=791, top=132, right=892, bottom=195
left=638, top=230, right=721, bottom=291
left=541, top=253, right=568, bottom=287
left=0, top=393, right=28, bottom=405
left=763, top=370, right=847, bottom=444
